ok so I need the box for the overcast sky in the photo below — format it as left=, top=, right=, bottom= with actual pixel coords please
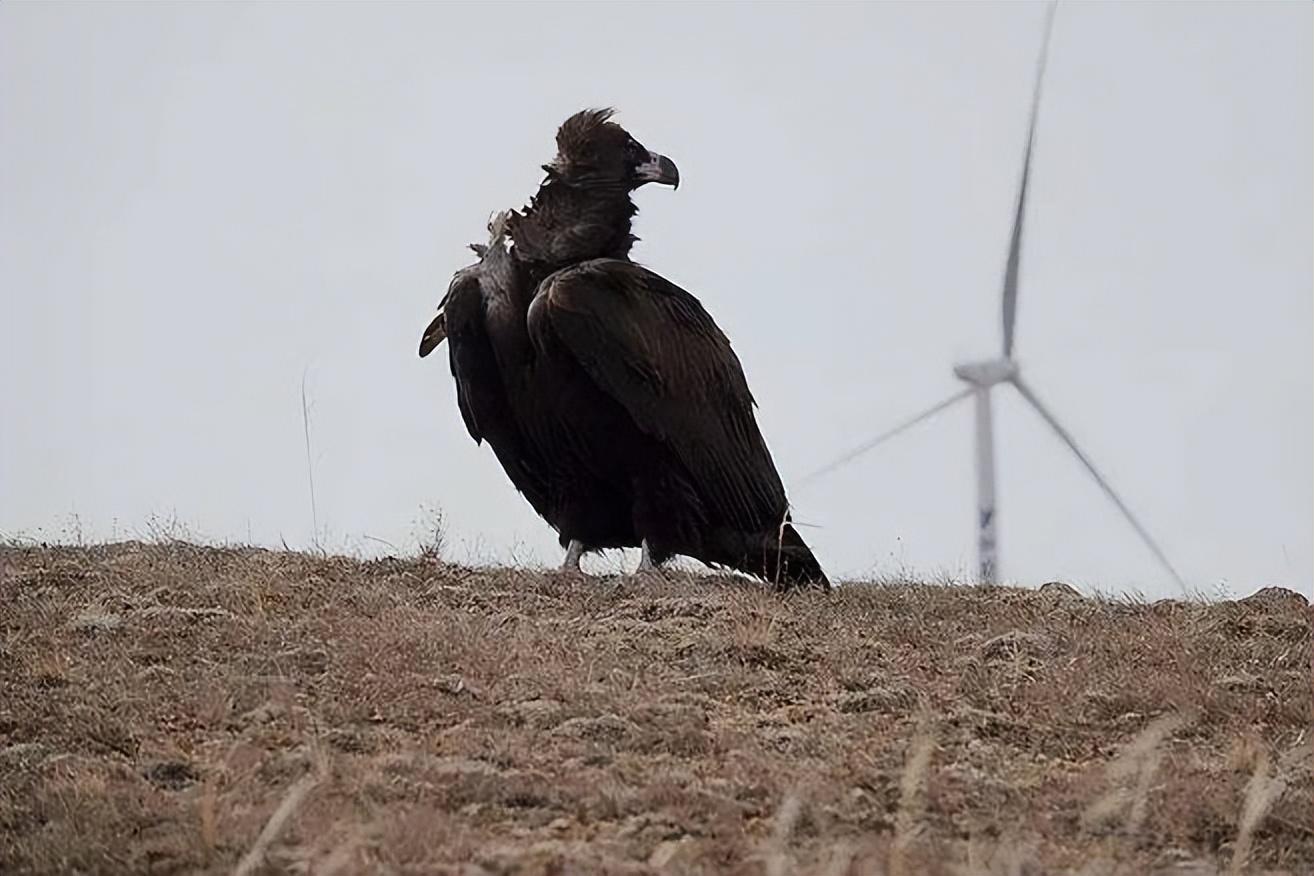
left=2, top=2, right=1309, bottom=598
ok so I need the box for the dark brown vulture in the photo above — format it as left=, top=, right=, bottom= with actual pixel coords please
left=420, top=109, right=827, bottom=589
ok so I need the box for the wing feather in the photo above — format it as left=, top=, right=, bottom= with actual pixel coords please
left=528, top=259, right=788, bottom=532
left=439, top=268, right=553, bottom=519
left=438, top=271, right=492, bottom=442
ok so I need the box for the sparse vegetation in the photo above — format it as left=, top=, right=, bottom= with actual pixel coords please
left=0, top=542, right=1309, bottom=874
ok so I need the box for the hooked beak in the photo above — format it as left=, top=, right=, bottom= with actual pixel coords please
left=634, top=150, right=679, bottom=188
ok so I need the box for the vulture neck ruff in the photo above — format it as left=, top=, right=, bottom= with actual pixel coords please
left=509, top=178, right=639, bottom=277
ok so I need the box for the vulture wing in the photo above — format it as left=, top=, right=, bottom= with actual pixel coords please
left=527, top=259, right=789, bottom=533
left=438, top=268, right=552, bottom=517
left=434, top=270, right=493, bottom=443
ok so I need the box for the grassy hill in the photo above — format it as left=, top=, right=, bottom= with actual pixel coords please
left=1, top=541, right=1309, bottom=874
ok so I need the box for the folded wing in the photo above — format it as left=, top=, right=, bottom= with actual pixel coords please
left=527, top=259, right=789, bottom=535
left=437, top=267, right=553, bottom=521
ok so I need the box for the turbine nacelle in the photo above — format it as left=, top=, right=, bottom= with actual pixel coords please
left=953, top=358, right=1018, bottom=388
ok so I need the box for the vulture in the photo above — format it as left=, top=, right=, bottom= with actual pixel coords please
left=420, top=109, right=828, bottom=589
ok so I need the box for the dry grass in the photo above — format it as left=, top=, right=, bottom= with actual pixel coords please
left=0, top=541, right=1309, bottom=875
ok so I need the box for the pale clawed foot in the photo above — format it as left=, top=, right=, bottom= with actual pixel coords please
left=636, top=539, right=656, bottom=572
left=631, top=539, right=666, bottom=580
left=561, top=539, right=585, bottom=572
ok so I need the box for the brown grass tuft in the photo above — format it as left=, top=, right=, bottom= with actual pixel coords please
left=1082, top=710, right=1194, bottom=836
left=0, top=541, right=1309, bottom=874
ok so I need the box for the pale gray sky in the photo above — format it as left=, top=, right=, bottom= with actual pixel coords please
left=2, top=2, right=1309, bottom=598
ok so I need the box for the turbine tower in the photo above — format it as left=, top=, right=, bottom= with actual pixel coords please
left=804, top=2, right=1184, bottom=589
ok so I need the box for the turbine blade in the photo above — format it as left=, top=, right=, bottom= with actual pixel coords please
left=1011, top=376, right=1186, bottom=589
left=1001, top=0, right=1057, bottom=359
left=798, top=389, right=973, bottom=488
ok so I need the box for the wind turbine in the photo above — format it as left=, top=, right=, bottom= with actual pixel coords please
left=803, top=2, right=1185, bottom=589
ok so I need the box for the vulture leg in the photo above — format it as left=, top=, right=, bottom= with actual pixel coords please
left=635, top=539, right=657, bottom=572
left=633, top=539, right=675, bottom=576
left=561, top=539, right=585, bottom=571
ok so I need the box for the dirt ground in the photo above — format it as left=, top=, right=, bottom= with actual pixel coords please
left=0, top=541, right=1309, bottom=875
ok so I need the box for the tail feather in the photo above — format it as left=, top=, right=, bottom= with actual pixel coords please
left=769, top=523, right=830, bottom=590
left=714, top=523, right=830, bottom=591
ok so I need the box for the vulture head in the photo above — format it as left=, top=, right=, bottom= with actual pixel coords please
left=544, top=108, right=679, bottom=191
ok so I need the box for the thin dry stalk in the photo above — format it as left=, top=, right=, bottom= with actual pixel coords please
left=764, top=794, right=803, bottom=876
left=232, top=772, right=320, bottom=876
left=1125, top=740, right=1167, bottom=834
left=1229, top=747, right=1274, bottom=876
left=1228, top=740, right=1310, bottom=875
left=1082, top=711, right=1191, bottom=835
left=314, top=830, right=364, bottom=876
left=775, top=515, right=787, bottom=589
left=301, top=369, right=320, bottom=548
left=820, top=841, right=857, bottom=876
left=136, top=605, right=237, bottom=621
left=890, top=726, right=936, bottom=876
left=197, top=781, right=219, bottom=863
